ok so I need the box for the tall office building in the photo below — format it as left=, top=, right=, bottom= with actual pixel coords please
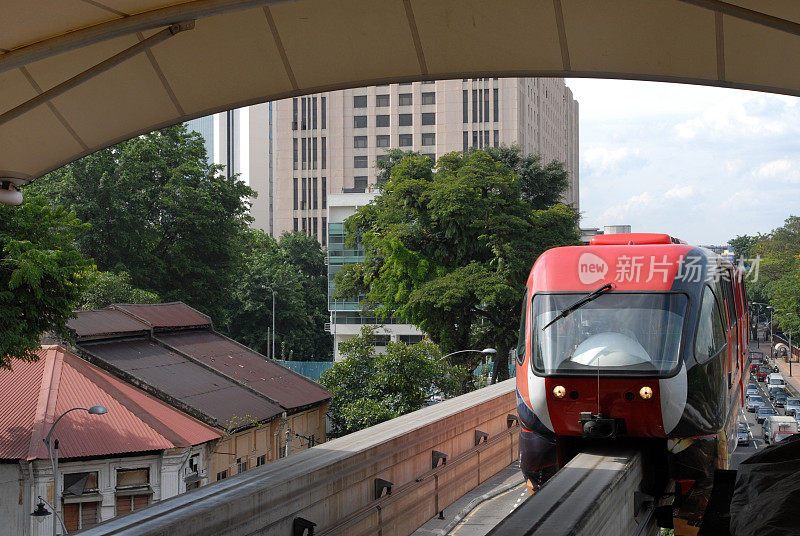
left=268, top=78, right=578, bottom=242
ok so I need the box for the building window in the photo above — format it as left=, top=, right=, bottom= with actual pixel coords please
left=302, top=218, right=307, bottom=232
left=354, top=156, right=368, bottom=168
left=321, top=137, right=326, bottom=169
left=62, top=471, right=100, bottom=532
left=301, top=138, right=306, bottom=169
left=423, top=153, right=436, bottom=164
left=399, top=113, right=412, bottom=127
left=483, top=90, right=489, bottom=121
left=312, top=137, right=318, bottom=169
left=313, top=217, right=318, bottom=238
left=399, top=82, right=412, bottom=86
left=376, top=135, right=390, bottom=147
left=399, top=134, right=412, bottom=147
left=237, top=458, right=248, bottom=474
left=301, top=178, right=307, bottom=209
left=494, top=130, right=499, bottom=147
left=376, top=94, right=390, bottom=107
left=493, top=88, right=499, bottom=122
left=293, top=138, right=298, bottom=170
left=463, top=131, right=468, bottom=152
left=354, top=176, right=368, bottom=190
left=421, top=133, right=435, bottom=146
left=312, top=96, right=317, bottom=129
left=354, top=136, right=367, bottom=148
left=422, top=112, right=435, bottom=126
left=322, top=217, right=327, bottom=246
left=293, top=218, right=298, bottom=232
left=376, top=154, right=389, bottom=166
left=422, top=92, right=435, bottom=105
left=472, top=89, right=478, bottom=122
left=63, top=502, right=99, bottom=532
left=399, top=93, right=413, bottom=106
left=321, top=96, right=326, bottom=129
left=354, top=95, right=367, bottom=108
left=293, top=178, right=298, bottom=210
left=422, top=80, right=435, bottom=84
left=256, top=454, right=267, bottom=467
left=462, top=90, right=468, bottom=123
left=292, top=98, right=298, bottom=130
left=322, top=177, right=327, bottom=209
left=301, top=98, right=307, bottom=129
left=216, top=470, right=228, bottom=481
left=484, top=130, right=489, bottom=147
left=372, top=335, right=391, bottom=347
left=115, top=468, right=151, bottom=515
left=354, top=115, right=367, bottom=128
left=399, top=335, right=425, bottom=344
left=473, top=130, right=478, bottom=147
left=313, top=177, right=318, bottom=209
left=376, top=114, right=390, bottom=127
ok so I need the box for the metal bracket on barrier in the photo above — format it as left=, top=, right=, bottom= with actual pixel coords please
left=293, top=517, right=316, bottom=536
left=432, top=450, right=448, bottom=469
left=374, top=478, right=393, bottom=500
left=474, top=430, right=489, bottom=446
left=506, top=414, right=519, bottom=428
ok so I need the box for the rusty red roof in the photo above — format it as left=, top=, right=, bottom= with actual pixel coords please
left=0, top=347, right=221, bottom=461
left=68, top=309, right=150, bottom=340
left=113, top=303, right=211, bottom=330
left=78, top=338, right=284, bottom=425
left=157, top=331, right=331, bottom=410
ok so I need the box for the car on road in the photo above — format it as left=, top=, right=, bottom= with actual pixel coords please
left=775, top=393, right=789, bottom=407
left=747, top=395, right=765, bottom=412
left=737, top=423, right=751, bottom=446
left=747, top=386, right=759, bottom=396
left=769, top=386, right=789, bottom=401
left=757, top=365, right=772, bottom=382
left=764, top=415, right=798, bottom=445
left=748, top=382, right=758, bottom=391
left=757, top=406, right=777, bottom=424
left=785, top=398, right=800, bottom=417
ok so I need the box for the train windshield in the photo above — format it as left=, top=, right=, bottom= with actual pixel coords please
left=531, top=292, right=687, bottom=377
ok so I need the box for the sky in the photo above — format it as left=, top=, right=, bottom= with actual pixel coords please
left=565, top=79, right=800, bottom=245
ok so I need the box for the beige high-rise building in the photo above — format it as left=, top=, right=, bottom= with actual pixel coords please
left=263, top=78, right=578, bottom=242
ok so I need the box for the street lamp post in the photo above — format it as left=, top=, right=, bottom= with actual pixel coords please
left=767, top=306, right=774, bottom=356
left=263, top=286, right=276, bottom=359
left=42, top=405, right=107, bottom=536
left=441, top=348, right=498, bottom=385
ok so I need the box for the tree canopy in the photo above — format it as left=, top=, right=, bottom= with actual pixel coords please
left=335, top=147, right=579, bottom=382
left=319, top=327, right=466, bottom=436
left=28, top=125, right=255, bottom=322
left=0, top=195, right=92, bottom=368
left=78, top=270, right=160, bottom=310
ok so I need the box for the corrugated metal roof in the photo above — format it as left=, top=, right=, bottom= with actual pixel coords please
left=80, top=339, right=283, bottom=425
left=68, top=309, right=150, bottom=340
left=157, top=331, right=331, bottom=410
left=113, top=303, right=212, bottom=329
left=0, top=347, right=220, bottom=461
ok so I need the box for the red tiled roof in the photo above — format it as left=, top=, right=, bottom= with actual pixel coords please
left=157, top=331, right=331, bottom=410
left=68, top=309, right=150, bottom=339
left=0, top=347, right=220, bottom=461
left=113, top=303, right=211, bottom=329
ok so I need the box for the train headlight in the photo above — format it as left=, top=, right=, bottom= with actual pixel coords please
left=639, top=386, right=653, bottom=400
left=553, top=385, right=566, bottom=399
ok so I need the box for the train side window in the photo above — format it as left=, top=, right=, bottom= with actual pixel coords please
left=515, top=291, right=528, bottom=365
left=695, top=286, right=727, bottom=363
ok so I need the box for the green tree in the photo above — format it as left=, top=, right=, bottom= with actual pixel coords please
left=224, top=230, right=332, bottom=360
left=729, top=234, right=760, bottom=261
left=79, top=270, right=160, bottom=310
left=483, top=145, right=571, bottom=209
left=0, top=195, right=92, bottom=368
left=319, top=327, right=466, bottom=436
left=335, top=149, right=579, bottom=383
left=28, top=125, right=254, bottom=321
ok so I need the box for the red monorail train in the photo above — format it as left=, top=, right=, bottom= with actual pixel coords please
left=515, top=233, right=748, bottom=521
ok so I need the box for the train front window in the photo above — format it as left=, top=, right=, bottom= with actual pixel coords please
left=532, top=293, right=687, bottom=377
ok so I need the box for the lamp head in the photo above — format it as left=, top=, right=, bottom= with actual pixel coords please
left=88, top=405, right=107, bottom=415
left=481, top=348, right=497, bottom=355
left=31, top=498, right=51, bottom=521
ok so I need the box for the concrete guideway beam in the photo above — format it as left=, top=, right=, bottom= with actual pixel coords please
left=78, top=379, right=517, bottom=536
left=488, top=449, right=657, bottom=536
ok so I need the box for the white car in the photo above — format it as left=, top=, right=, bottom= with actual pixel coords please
left=785, top=398, right=800, bottom=417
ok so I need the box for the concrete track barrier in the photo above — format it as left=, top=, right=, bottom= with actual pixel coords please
left=78, top=379, right=517, bottom=536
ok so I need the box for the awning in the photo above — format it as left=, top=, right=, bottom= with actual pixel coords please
left=2, top=0, right=800, bottom=185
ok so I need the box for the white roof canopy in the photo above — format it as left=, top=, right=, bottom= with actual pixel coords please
left=3, top=0, right=800, bottom=183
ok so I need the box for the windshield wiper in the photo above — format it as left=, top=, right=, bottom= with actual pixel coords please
left=541, top=283, right=614, bottom=331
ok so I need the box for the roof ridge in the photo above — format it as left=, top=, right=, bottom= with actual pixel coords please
left=27, top=348, right=63, bottom=461
left=150, top=335, right=289, bottom=414
left=64, top=349, right=220, bottom=447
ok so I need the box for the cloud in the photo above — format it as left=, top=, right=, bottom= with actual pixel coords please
left=664, top=185, right=695, bottom=200
left=600, top=192, right=653, bottom=223
left=583, top=145, right=642, bottom=175
left=752, top=159, right=800, bottom=183
left=674, top=99, right=788, bottom=140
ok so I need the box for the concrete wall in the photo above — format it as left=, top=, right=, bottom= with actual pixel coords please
left=0, top=463, right=25, bottom=536
left=78, top=379, right=517, bottom=536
